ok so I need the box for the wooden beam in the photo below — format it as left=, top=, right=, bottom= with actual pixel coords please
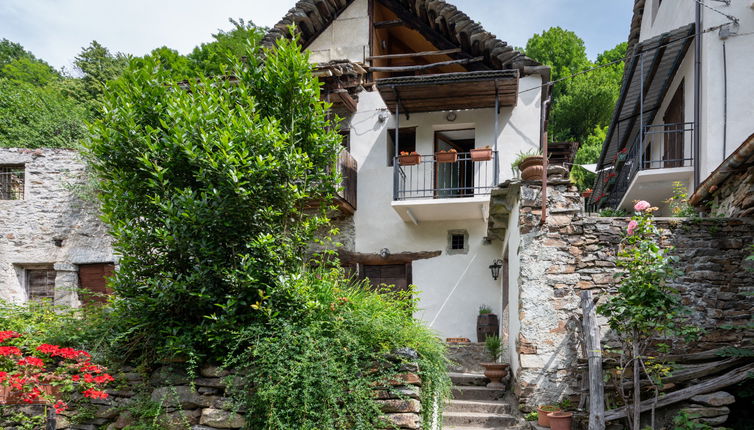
left=661, top=347, right=754, bottom=364
left=581, top=291, right=605, bottom=430
left=370, top=56, right=483, bottom=72
left=366, top=48, right=462, bottom=60
left=376, top=0, right=489, bottom=71
left=604, top=362, right=754, bottom=421
left=330, top=89, right=358, bottom=113
left=373, top=19, right=404, bottom=29
left=337, top=250, right=442, bottom=265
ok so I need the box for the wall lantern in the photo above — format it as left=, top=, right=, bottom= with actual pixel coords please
left=489, top=259, right=503, bottom=280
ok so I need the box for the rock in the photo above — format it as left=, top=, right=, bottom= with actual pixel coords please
left=199, top=408, right=245, bottom=429
left=151, top=366, right=190, bottom=385
left=682, top=406, right=730, bottom=418
left=377, top=399, right=421, bottom=413
left=200, top=366, right=230, bottom=378
left=690, top=391, right=735, bottom=407
left=159, top=409, right=202, bottom=430
left=212, top=397, right=247, bottom=413
left=151, top=386, right=215, bottom=409
left=698, top=415, right=729, bottom=426
left=55, top=415, right=71, bottom=429
left=113, top=411, right=134, bottom=429
left=381, top=412, right=421, bottom=429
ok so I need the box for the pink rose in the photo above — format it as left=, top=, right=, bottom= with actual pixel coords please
left=627, top=220, right=638, bottom=235
left=634, top=200, right=651, bottom=212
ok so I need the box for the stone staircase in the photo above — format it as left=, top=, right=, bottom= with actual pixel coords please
left=443, top=372, right=528, bottom=429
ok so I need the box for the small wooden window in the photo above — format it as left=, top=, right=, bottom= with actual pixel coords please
left=0, top=165, right=24, bottom=200
left=447, top=229, right=469, bottom=255
left=78, top=263, right=115, bottom=304
left=26, top=267, right=55, bottom=302
left=387, top=128, right=417, bottom=166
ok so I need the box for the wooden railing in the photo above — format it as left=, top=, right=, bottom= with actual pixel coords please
left=336, top=150, right=357, bottom=213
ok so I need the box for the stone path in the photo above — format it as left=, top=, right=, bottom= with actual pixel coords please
left=443, top=372, right=529, bottom=429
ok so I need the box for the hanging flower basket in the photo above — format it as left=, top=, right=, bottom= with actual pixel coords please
left=435, top=150, right=458, bottom=164
left=398, top=152, right=420, bottom=166
left=470, top=147, right=493, bottom=162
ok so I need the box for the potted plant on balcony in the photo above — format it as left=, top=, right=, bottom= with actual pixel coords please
left=470, top=145, right=493, bottom=161
left=480, top=335, right=508, bottom=389
left=398, top=151, right=420, bottom=166
left=581, top=188, right=593, bottom=199
left=512, top=150, right=544, bottom=181
left=435, top=148, right=458, bottom=163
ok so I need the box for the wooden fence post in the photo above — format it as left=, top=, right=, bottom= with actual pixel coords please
left=581, top=290, right=605, bottom=430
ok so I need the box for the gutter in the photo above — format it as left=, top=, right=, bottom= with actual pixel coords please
left=688, top=132, right=754, bottom=206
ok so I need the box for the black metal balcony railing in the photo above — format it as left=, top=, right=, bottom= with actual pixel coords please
left=603, top=122, right=693, bottom=209
left=393, top=151, right=498, bottom=200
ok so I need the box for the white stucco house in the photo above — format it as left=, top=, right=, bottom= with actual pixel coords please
left=592, top=0, right=754, bottom=214
left=264, top=0, right=561, bottom=357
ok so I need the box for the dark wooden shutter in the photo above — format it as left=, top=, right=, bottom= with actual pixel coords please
left=78, top=263, right=115, bottom=304
left=26, top=269, right=55, bottom=301
left=361, top=264, right=411, bottom=293
left=663, top=82, right=685, bottom=168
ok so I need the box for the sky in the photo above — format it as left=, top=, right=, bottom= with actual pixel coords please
left=0, top=0, right=634, bottom=71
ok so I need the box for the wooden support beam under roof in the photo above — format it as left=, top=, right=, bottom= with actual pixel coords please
left=366, top=48, right=462, bottom=60
left=373, top=19, right=404, bottom=29
left=369, top=56, right=483, bottom=72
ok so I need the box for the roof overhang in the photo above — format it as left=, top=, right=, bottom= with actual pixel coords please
left=377, top=70, right=518, bottom=115
left=597, top=24, right=695, bottom=171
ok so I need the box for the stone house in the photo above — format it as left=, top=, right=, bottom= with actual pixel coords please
left=591, top=0, right=754, bottom=215
left=0, top=148, right=115, bottom=306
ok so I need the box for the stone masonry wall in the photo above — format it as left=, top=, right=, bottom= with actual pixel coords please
left=513, top=181, right=754, bottom=409
left=707, top=163, right=754, bottom=218
left=0, top=363, right=425, bottom=430
left=0, top=148, right=114, bottom=305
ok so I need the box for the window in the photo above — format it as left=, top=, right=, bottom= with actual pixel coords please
left=387, top=127, right=417, bottom=166
left=360, top=263, right=411, bottom=293
left=0, top=165, right=24, bottom=200
left=447, top=229, right=469, bottom=255
left=25, top=266, right=55, bottom=302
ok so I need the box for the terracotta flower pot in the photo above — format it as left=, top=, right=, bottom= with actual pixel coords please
left=480, top=362, right=508, bottom=389
left=519, top=155, right=544, bottom=181
left=398, top=154, right=420, bottom=166
left=435, top=151, right=458, bottom=163
left=536, top=405, right=561, bottom=427
left=581, top=191, right=593, bottom=199
left=470, top=147, right=493, bottom=161
left=547, top=411, right=573, bottom=430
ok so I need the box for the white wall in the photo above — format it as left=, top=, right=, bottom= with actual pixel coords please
left=639, top=0, right=754, bottom=182
left=505, top=202, right=522, bottom=375
left=307, top=0, right=370, bottom=63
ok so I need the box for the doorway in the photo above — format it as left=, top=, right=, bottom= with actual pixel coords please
left=434, top=129, right=475, bottom=198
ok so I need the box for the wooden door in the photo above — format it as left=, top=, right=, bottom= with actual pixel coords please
left=361, top=263, right=411, bottom=293
left=663, top=83, right=684, bottom=168
left=78, top=263, right=115, bottom=304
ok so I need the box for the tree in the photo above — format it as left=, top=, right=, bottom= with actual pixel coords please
left=188, top=18, right=265, bottom=76
left=69, top=41, right=128, bottom=113
left=523, top=27, right=590, bottom=99
left=0, top=79, right=88, bottom=148
left=87, top=36, right=341, bottom=362
left=570, top=125, right=606, bottom=191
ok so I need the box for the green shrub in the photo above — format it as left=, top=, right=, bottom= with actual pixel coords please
left=87, top=35, right=341, bottom=363
left=225, top=265, right=451, bottom=430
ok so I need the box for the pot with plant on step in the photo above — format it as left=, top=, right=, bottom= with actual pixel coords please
left=512, top=149, right=544, bottom=181
left=536, top=405, right=561, bottom=427
left=479, top=334, right=508, bottom=389
left=547, top=411, right=573, bottom=430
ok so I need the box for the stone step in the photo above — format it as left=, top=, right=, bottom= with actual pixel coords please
left=442, top=411, right=519, bottom=427
left=451, top=386, right=505, bottom=401
left=445, top=399, right=511, bottom=414
left=449, top=372, right=488, bottom=387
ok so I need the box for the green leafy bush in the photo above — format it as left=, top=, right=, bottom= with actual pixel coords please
left=225, top=266, right=451, bottom=430
left=87, top=36, right=341, bottom=363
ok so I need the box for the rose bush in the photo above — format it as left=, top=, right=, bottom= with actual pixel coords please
left=0, top=331, right=114, bottom=413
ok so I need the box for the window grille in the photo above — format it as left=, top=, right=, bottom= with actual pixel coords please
left=0, top=165, right=24, bottom=200
left=26, top=268, right=55, bottom=302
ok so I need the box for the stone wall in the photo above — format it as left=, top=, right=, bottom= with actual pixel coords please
left=512, top=181, right=754, bottom=409
left=0, top=363, right=425, bottom=430
left=0, top=148, right=114, bottom=305
left=707, top=163, right=754, bottom=218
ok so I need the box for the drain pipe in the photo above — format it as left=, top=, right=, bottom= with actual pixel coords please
left=693, top=0, right=702, bottom=190
left=540, top=94, right=552, bottom=225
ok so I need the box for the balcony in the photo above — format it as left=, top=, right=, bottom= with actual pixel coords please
left=601, top=122, right=694, bottom=211
left=391, top=151, right=498, bottom=223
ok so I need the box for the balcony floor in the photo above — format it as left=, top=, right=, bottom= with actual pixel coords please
left=391, top=196, right=490, bottom=224
left=618, top=166, right=693, bottom=214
